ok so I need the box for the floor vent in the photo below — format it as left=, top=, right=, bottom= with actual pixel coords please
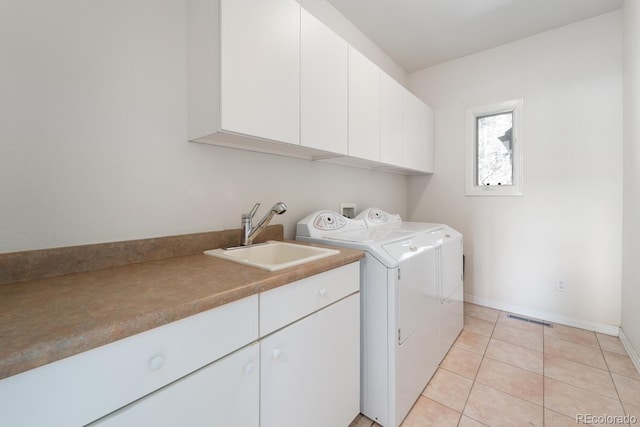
left=507, top=313, right=552, bottom=328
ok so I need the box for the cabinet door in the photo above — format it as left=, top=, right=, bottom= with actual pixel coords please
left=380, top=72, right=405, bottom=166
left=261, top=294, right=360, bottom=427
left=348, top=47, right=380, bottom=161
left=89, top=343, right=260, bottom=427
left=403, top=93, right=434, bottom=172
left=0, top=295, right=258, bottom=427
left=220, top=0, right=300, bottom=144
left=300, top=8, right=348, bottom=155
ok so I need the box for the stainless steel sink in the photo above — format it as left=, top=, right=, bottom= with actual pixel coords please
left=204, top=241, right=339, bottom=271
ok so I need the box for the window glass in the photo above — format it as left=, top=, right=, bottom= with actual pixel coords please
left=476, top=112, right=513, bottom=186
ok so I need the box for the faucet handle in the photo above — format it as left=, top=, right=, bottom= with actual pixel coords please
left=244, top=203, right=261, bottom=219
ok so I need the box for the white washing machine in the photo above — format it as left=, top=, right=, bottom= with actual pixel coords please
left=296, top=210, right=463, bottom=427
left=356, top=208, right=465, bottom=360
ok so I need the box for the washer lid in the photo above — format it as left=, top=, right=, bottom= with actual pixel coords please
left=382, top=233, right=440, bottom=262
left=356, top=208, right=443, bottom=233
left=395, top=222, right=443, bottom=233
left=325, top=228, right=410, bottom=243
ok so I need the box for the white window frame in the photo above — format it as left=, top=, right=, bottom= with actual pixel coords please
left=465, top=98, right=523, bottom=196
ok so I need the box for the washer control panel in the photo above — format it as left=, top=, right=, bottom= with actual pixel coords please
left=296, top=210, right=367, bottom=238
left=313, top=212, right=347, bottom=230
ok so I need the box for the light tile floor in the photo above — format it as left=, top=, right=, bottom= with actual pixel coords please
left=350, top=303, right=640, bottom=427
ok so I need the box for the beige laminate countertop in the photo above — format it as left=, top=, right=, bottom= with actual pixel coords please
left=0, top=241, right=364, bottom=381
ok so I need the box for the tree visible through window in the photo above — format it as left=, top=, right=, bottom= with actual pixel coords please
left=465, top=99, right=523, bottom=197
left=476, top=112, right=513, bottom=186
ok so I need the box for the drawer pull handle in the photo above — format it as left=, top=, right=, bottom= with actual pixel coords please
left=244, top=362, right=254, bottom=375
left=319, top=288, right=327, bottom=297
left=272, top=348, right=282, bottom=359
left=148, top=355, right=164, bottom=371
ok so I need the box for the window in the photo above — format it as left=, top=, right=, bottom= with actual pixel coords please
left=466, top=99, right=523, bottom=196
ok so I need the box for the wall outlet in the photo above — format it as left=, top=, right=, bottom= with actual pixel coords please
left=340, top=203, right=357, bottom=218
left=556, top=279, right=567, bottom=292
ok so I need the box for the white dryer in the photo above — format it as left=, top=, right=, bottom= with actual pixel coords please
left=296, top=210, right=463, bottom=427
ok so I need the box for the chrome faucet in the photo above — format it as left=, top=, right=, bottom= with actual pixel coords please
left=241, top=202, right=288, bottom=246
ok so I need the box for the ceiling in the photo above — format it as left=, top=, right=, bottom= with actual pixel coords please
left=326, top=0, right=623, bottom=72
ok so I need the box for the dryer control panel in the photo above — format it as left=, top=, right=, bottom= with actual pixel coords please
left=356, top=208, right=402, bottom=228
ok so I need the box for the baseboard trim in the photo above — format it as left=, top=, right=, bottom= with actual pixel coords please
left=618, top=329, right=640, bottom=376
left=464, top=293, right=620, bottom=336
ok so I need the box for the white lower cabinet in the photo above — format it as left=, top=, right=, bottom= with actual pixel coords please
left=89, top=263, right=360, bottom=427
left=0, top=294, right=259, bottom=427
left=89, top=342, right=260, bottom=427
left=260, top=293, right=360, bottom=427
left=0, top=263, right=360, bottom=427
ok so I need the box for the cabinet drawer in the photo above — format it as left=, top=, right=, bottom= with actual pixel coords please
left=260, top=262, right=359, bottom=337
left=0, top=294, right=258, bottom=427
left=89, top=342, right=260, bottom=427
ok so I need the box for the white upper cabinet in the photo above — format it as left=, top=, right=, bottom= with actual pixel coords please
left=403, top=92, right=434, bottom=173
left=220, top=0, right=300, bottom=144
left=348, top=47, right=380, bottom=162
left=188, top=0, right=300, bottom=146
left=380, top=72, right=405, bottom=167
left=188, top=0, right=434, bottom=173
left=380, top=71, right=435, bottom=173
left=300, top=8, right=348, bottom=155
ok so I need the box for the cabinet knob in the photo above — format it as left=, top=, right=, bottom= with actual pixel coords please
left=272, top=348, right=282, bottom=359
left=243, top=362, right=254, bottom=375
left=319, top=288, right=327, bottom=297
left=148, top=354, right=164, bottom=371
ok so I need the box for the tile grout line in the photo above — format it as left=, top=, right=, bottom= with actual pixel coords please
left=455, top=310, right=497, bottom=427
left=456, top=333, right=482, bottom=426
left=474, top=310, right=548, bottom=425
left=598, top=333, right=629, bottom=419
left=544, top=341, right=632, bottom=414
left=540, top=313, right=628, bottom=424
left=468, top=313, right=544, bottom=375
left=467, top=305, right=638, bottom=426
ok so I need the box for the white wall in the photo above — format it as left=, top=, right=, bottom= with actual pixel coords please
left=407, top=12, right=623, bottom=329
left=622, top=0, right=640, bottom=354
left=0, top=0, right=408, bottom=253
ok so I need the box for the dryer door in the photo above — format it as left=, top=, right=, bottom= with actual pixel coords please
left=383, top=236, right=439, bottom=344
